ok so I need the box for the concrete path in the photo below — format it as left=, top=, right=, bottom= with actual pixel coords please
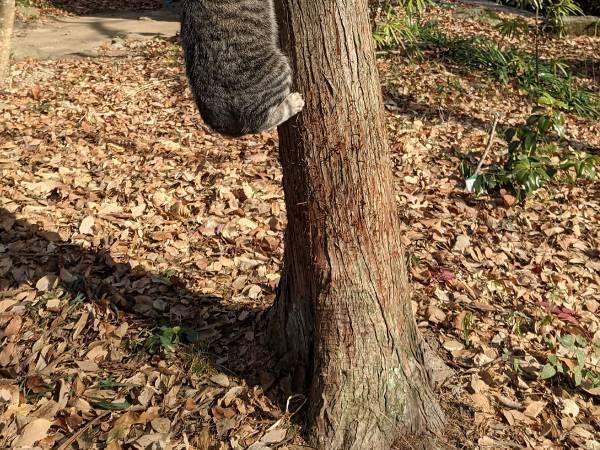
left=13, top=9, right=180, bottom=61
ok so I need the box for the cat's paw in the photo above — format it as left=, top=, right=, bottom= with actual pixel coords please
left=287, top=92, right=305, bottom=115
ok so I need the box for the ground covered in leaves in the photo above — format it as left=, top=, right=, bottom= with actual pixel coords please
left=2, top=1, right=600, bottom=449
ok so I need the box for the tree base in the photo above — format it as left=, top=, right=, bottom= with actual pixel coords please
left=268, top=271, right=446, bottom=450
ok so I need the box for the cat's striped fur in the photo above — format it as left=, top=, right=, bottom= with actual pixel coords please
left=180, top=0, right=304, bottom=137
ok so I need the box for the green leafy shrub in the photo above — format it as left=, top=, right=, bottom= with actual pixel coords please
left=144, top=325, right=200, bottom=356
left=540, top=334, right=600, bottom=389
left=494, top=16, right=531, bottom=38
left=544, top=0, right=583, bottom=33
left=373, top=0, right=434, bottom=50
left=498, top=0, right=584, bottom=34
left=373, top=8, right=420, bottom=50
left=461, top=98, right=600, bottom=200
left=399, top=0, right=433, bottom=16
left=409, top=22, right=600, bottom=118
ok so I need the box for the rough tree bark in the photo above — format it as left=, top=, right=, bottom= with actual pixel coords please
left=0, top=0, right=15, bottom=82
left=268, top=0, right=445, bottom=449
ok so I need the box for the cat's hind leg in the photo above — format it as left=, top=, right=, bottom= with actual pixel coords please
left=257, top=92, right=305, bottom=133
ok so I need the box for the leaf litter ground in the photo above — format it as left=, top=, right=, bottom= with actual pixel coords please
left=2, top=2, right=599, bottom=449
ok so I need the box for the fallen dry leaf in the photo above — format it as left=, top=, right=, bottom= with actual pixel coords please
left=79, top=215, right=95, bottom=235
left=13, top=418, right=52, bottom=448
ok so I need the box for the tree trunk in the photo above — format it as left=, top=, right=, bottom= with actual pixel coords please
left=269, top=0, right=445, bottom=449
left=0, top=0, right=15, bottom=82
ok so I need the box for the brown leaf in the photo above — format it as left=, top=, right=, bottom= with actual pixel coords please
left=4, top=316, right=22, bottom=337
left=79, top=215, right=95, bottom=235
left=500, top=190, right=516, bottom=206
left=210, top=374, right=230, bottom=388
left=0, top=299, right=17, bottom=313
left=470, top=393, right=493, bottom=414
left=0, top=380, right=19, bottom=407
left=261, top=428, right=287, bottom=444
left=13, top=418, right=52, bottom=448
left=0, top=342, right=17, bottom=366
left=428, top=305, right=446, bottom=324
left=561, top=399, right=580, bottom=418
left=46, top=298, right=61, bottom=312
left=30, top=84, right=42, bottom=100
left=523, top=400, right=546, bottom=419
left=36, top=274, right=57, bottom=292
left=442, top=339, right=464, bottom=353
left=150, top=417, right=171, bottom=434
left=453, top=234, right=470, bottom=253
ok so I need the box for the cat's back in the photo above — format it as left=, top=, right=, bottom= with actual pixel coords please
left=181, top=0, right=293, bottom=136
left=182, top=0, right=278, bottom=66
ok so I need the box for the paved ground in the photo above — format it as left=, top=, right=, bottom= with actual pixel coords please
left=13, top=9, right=180, bottom=61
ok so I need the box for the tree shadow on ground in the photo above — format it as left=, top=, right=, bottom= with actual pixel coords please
left=0, top=207, right=287, bottom=397
left=0, top=209, right=472, bottom=448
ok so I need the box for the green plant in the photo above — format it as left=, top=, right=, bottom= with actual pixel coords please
left=20, top=379, right=56, bottom=402
left=545, top=0, right=583, bottom=34
left=499, top=0, right=583, bottom=35
left=373, top=0, right=434, bottom=49
left=495, top=17, right=531, bottom=38
left=398, top=0, right=433, bottom=17
left=27, top=100, right=51, bottom=115
left=157, top=268, right=181, bottom=285
left=407, top=22, right=600, bottom=118
left=144, top=325, right=199, bottom=356
left=185, top=343, right=216, bottom=376
left=95, top=376, right=133, bottom=390
left=505, top=310, right=531, bottom=335
left=434, top=77, right=465, bottom=94
left=461, top=101, right=600, bottom=200
left=91, top=400, right=131, bottom=411
left=516, top=58, right=600, bottom=118
left=407, top=252, right=422, bottom=268
left=540, top=334, right=600, bottom=388
left=502, top=347, right=524, bottom=375
left=373, top=7, right=420, bottom=50
left=486, top=279, right=506, bottom=298
left=461, top=312, right=475, bottom=345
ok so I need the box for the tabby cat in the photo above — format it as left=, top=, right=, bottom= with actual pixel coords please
left=180, top=0, right=304, bottom=137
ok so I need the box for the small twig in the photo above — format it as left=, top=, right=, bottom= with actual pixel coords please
left=57, top=411, right=110, bottom=450
left=285, top=393, right=307, bottom=417
left=473, top=114, right=500, bottom=177
left=375, top=50, right=403, bottom=55
left=495, top=394, right=522, bottom=410
left=265, top=394, right=307, bottom=431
